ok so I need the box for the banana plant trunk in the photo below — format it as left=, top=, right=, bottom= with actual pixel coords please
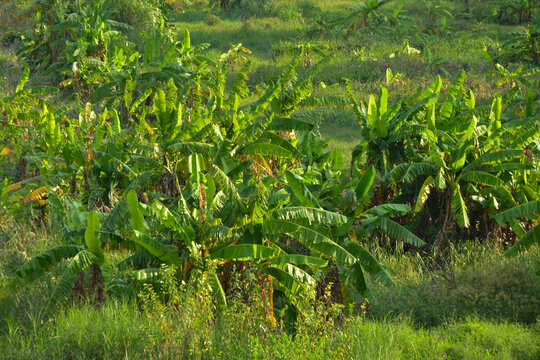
left=89, top=264, right=104, bottom=304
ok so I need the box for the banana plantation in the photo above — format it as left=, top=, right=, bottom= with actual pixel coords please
left=0, top=0, right=538, bottom=358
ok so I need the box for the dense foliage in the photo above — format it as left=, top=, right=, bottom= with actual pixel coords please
left=0, top=0, right=538, bottom=331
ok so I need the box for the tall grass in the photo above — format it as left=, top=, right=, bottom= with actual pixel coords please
left=1, top=302, right=538, bottom=359
left=1, top=229, right=538, bottom=359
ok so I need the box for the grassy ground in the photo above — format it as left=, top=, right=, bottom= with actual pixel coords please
left=1, top=218, right=539, bottom=359
left=3, top=218, right=538, bottom=354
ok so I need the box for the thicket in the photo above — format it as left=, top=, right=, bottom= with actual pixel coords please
left=0, top=0, right=538, bottom=333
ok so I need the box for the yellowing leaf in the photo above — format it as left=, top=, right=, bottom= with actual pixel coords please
left=23, top=186, right=49, bottom=204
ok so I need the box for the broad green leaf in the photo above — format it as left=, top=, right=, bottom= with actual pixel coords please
left=366, top=94, right=377, bottom=129
left=342, top=241, right=394, bottom=287
left=209, top=165, right=241, bottom=202
left=378, top=217, right=425, bottom=246
left=460, top=171, right=502, bottom=186
left=0, top=245, right=83, bottom=299
left=131, top=231, right=181, bottom=267
left=261, top=255, right=327, bottom=268
left=505, top=224, right=540, bottom=257
left=242, top=142, right=294, bottom=159
left=263, top=219, right=356, bottom=264
left=355, top=166, right=376, bottom=200
left=365, top=203, right=410, bottom=217
left=260, top=266, right=302, bottom=295
left=85, top=210, right=103, bottom=263
left=41, top=250, right=97, bottom=320
left=168, top=142, right=215, bottom=156
left=494, top=201, right=540, bottom=226
left=414, top=176, right=434, bottom=213
left=268, top=117, right=314, bottom=131
left=451, top=184, right=469, bottom=228
left=338, top=263, right=368, bottom=297
left=127, top=190, right=148, bottom=234
left=16, top=68, right=30, bottom=93
left=211, top=244, right=279, bottom=260
left=284, top=170, right=319, bottom=207
left=462, top=150, right=523, bottom=172
left=273, top=207, right=348, bottom=225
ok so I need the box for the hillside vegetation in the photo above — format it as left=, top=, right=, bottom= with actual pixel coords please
left=0, top=0, right=538, bottom=358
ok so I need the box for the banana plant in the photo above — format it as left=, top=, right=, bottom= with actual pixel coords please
left=498, top=0, right=537, bottom=24
left=339, top=0, right=390, bottom=34
left=19, top=0, right=134, bottom=97
left=89, top=23, right=202, bottom=123
left=0, top=208, right=111, bottom=320
left=502, top=24, right=539, bottom=65
left=277, top=161, right=424, bottom=307
left=381, top=71, right=539, bottom=243
left=345, top=78, right=441, bottom=177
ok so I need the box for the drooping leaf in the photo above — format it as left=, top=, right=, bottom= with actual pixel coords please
left=0, top=245, right=83, bottom=299
left=505, top=224, right=540, bottom=257
left=414, top=176, right=434, bottom=213
left=272, top=207, right=348, bottom=225
left=462, top=150, right=523, bottom=172
left=261, top=255, right=327, bottom=268
left=211, top=244, right=279, bottom=261
left=260, top=266, right=302, bottom=295
left=338, top=263, right=368, bottom=297
left=263, top=219, right=356, bottom=264
left=460, top=171, right=502, bottom=187
left=342, top=241, right=394, bottom=287
left=494, top=201, right=540, bottom=226
left=41, top=250, right=97, bottom=320
left=451, top=184, right=470, bottom=228
left=242, top=142, right=294, bottom=159
left=377, top=217, right=425, bottom=246
left=131, top=231, right=181, bottom=267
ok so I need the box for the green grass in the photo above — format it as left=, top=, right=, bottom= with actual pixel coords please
left=1, top=298, right=538, bottom=359
left=367, top=242, right=540, bottom=327
left=1, top=218, right=539, bottom=359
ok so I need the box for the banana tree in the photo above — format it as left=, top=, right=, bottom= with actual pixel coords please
left=339, top=0, right=390, bottom=33
left=345, top=78, right=441, bottom=177
left=382, top=72, right=539, bottom=244
left=0, top=208, right=111, bottom=320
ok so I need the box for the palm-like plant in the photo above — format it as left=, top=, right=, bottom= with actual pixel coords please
left=495, top=201, right=540, bottom=256
left=340, top=0, right=390, bottom=33
left=498, top=0, right=538, bottom=24
left=0, top=208, right=109, bottom=320
left=503, top=24, right=540, bottom=65
left=423, top=0, right=453, bottom=24
left=346, top=71, right=539, bottom=245
left=19, top=0, right=134, bottom=98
